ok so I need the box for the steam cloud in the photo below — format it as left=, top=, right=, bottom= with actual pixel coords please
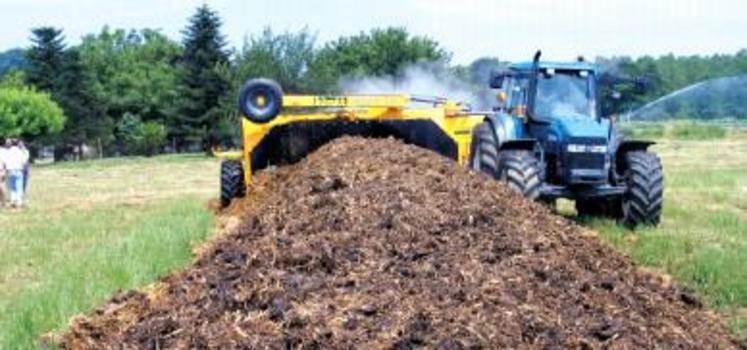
left=338, top=62, right=495, bottom=110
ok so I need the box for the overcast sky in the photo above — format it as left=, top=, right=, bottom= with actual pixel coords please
left=1, top=0, right=745, bottom=64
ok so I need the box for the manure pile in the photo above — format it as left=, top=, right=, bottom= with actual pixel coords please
left=62, top=137, right=736, bottom=349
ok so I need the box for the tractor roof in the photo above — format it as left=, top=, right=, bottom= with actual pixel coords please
left=509, top=60, right=598, bottom=73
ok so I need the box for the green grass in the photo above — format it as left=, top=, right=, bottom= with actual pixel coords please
left=670, top=122, right=728, bottom=140
left=0, top=154, right=219, bottom=349
left=571, top=132, right=747, bottom=341
left=621, top=120, right=732, bottom=140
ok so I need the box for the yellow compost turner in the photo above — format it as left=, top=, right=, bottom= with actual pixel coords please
left=218, top=78, right=487, bottom=206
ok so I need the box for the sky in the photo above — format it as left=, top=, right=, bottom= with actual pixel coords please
left=1, top=0, right=745, bottom=64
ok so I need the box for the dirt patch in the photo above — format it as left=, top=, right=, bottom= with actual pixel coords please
left=61, top=137, right=737, bottom=349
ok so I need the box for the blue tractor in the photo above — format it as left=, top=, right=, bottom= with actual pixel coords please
left=471, top=52, right=663, bottom=228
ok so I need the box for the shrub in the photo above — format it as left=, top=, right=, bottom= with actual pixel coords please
left=117, top=113, right=166, bottom=156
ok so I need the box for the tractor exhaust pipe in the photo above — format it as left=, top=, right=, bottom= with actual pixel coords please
left=527, top=50, right=542, bottom=119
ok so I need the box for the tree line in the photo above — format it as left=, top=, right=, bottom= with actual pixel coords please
left=1, top=4, right=746, bottom=159
left=0, top=5, right=446, bottom=159
left=598, top=52, right=747, bottom=119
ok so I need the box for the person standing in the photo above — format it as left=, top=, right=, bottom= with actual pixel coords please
left=0, top=140, right=8, bottom=207
left=4, top=139, right=29, bottom=208
left=19, top=140, right=30, bottom=194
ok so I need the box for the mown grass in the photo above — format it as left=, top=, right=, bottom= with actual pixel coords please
left=0, top=154, right=219, bottom=349
left=572, top=127, right=747, bottom=340
left=620, top=120, right=735, bottom=140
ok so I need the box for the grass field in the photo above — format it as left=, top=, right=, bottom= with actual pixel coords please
left=1, top=125, right=746, bottom=348
left=0, top=154, right=220, bottom=349
left=574, top=125, right=747, bottom=340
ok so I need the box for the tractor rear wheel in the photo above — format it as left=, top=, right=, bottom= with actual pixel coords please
left=220, top=160, right=245, bottom=208
left=471, top=122, right=499, bottom=177
left=498, top=150, right=542, bottom=200
left=620, top=151, right=663, bottom=228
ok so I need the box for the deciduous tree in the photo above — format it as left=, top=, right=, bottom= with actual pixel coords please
left=0, top=84, right=65, bottom=138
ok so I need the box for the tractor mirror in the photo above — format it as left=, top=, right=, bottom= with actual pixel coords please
left=489, top=71, right=512, bottom=89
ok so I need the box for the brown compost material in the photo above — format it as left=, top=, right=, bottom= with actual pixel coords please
left=61, top=137, right=737, bottom=349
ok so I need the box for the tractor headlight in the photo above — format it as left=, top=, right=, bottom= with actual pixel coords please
left=567, top=144, right=586, bottom=153
left=567, top=144, right=607, bottom=153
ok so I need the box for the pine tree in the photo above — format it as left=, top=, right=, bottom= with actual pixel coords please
left=175, top=5, right=231, bottom=150
left=55, top=48, right=110, bottom=157
left=26, top=27, right=66, bottom=91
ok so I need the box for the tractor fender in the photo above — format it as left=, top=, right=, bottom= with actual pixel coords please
left=612, top=139, right=656, bottom=183
left=609, top=124, right=655, bottom=156
left=484, top=113, right=525, bottom=149
left=616, top=140, right=655, bottom=156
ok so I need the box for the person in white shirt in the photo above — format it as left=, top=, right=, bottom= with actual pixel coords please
left=0, top=140, right=8, bottom=206
left=3, top=139, right=30, bottom=208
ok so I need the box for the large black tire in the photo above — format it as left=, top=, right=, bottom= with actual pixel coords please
left=220, top=160, right=245, bottom=208
left=470, top=122, right=499, bottom=177
left=498, top=150, right=542, bottom=200
left=620, top=151, right=664, bottom=228
left=238, top=78, right=283, bottom=123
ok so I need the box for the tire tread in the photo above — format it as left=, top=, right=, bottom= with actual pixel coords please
left=220, top=160, right=245, bottom=208
left=621, top=151, right=664, bottom=228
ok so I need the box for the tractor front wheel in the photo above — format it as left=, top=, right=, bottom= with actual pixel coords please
left=498, top=150, right=542, bottom=200
left=470, top=122, right=541, bottom=200
left=220, top=160, right=245, bottom=208
left=620, top=151, right=664, bottom=228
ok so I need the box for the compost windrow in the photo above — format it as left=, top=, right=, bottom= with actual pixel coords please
left=62, top=137, right=737, bottom=349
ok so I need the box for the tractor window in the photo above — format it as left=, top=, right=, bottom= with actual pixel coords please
left=506, top=77, right=530, bottom=114
left=535, top=70, right=596, bottom=119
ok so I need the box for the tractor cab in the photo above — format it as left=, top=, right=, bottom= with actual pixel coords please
left=498, top=61, right=599, bottom=120
left=494, top=58, right=612, bottom=187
